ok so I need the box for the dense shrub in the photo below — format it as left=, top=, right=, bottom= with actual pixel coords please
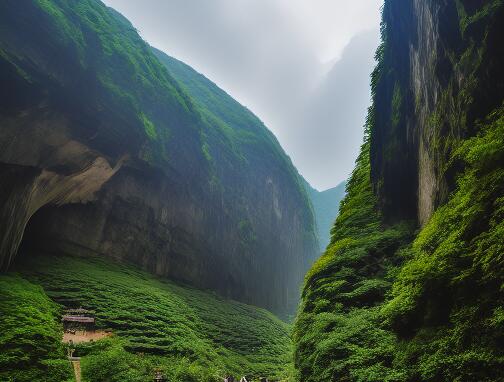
left=13, top=254, right=292, bottom=380
left=0, top=275, right=73, bottom=382
left=294, top=0, right=504, bottom=379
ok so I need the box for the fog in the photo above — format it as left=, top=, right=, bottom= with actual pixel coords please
left=103, top=0, right=382, bottom=190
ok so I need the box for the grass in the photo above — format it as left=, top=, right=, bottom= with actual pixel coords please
left=7, top=254, right=293, bottom=381
left=0, top=275, right=74, bottom=382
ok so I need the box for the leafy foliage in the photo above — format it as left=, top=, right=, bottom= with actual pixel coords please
left=0, top=275, right=73, bottom=382
left=383, top=106, right=504, bottom=381
left=294, top=1, right=504, bottom=381
left=12, top=254, right=293, bottom=381
left=79, top=337, right=221, bottom=382
left=293, top=120, right=414, bottom=382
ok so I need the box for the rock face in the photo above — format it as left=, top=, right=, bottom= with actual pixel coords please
left=370, top=0, right=504, bottom=225
left=294, top=1, right=504, bottom=380
left=0, top=0, right=318, bottom=315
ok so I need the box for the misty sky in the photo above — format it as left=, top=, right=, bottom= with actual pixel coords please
left=103, top=0, right=382, bottom=190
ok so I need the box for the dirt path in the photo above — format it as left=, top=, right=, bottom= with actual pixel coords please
left=70, top=357, right=81, bottom=382
left=63, top=330, right=112, bottom=344
left=62, top=330, right=112, bottom=381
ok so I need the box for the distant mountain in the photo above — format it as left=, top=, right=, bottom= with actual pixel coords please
left=303, top=180, right=346, bottom=252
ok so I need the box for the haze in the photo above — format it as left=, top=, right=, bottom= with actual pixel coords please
left=102, top=0, right=382, bottom=190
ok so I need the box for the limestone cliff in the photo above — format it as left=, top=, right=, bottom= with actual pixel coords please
left=370, top=0, right=504, bottom=225
left=294, top=1, right=504, bottom=380
left=0, top=0, right=318, bottom=315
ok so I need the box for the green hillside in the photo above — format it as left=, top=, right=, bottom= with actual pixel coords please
left=0, top=275, right=73, bottom=382
left=1, top=254, right=293, bottom=382
left=294, top=1, right=504, bottom=381
left=151, top=47, right=312, bottom=211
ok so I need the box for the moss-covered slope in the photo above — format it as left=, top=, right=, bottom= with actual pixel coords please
left=0, top=275, right=73, bottom=382
left=294, top=1, right=504, bottom=381
left=2, top=253, right=293, bottom=382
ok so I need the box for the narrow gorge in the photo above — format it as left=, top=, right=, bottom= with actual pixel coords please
left=1, top=1, right=503, bottom=381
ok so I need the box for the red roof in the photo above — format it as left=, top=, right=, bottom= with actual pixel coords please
left=62, top=315, right=95, bottom=323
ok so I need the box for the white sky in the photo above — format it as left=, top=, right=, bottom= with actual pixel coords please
left=103, top=0, right=383, bottom=190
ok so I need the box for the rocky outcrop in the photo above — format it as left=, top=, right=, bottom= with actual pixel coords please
left=0, top=109, right=125, bottom=269
left=294, top=1, right=504, bottom=380
left=370, top=0, right=504, bottom=225
left=0, top=0, right=317, bottom=315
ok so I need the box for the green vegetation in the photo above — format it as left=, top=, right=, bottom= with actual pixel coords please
left=382, top=106, right=504, bottom=381
left=0, top=275, right=73, bottom=382
left=293, top=116, right=414, bottom=382
left=455, top=0, right=503, bottom=35
left=140, top=112, right=158, bottom=140
left=79, top=337, right=220, bottom=382
left=7, top=254, right=293, bottom=381
left=294, top=1, right=504, bottom=381
left=390, top=81, right=401, bottom=128
left=34, top=0, right=194, bottom=148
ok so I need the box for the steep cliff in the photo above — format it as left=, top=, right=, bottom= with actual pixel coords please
left=371, top=0, right=504, bottom=224
left=294, top=1, right=504, bottom=381
left=303, top=180, right=346, bottom=252
left=0, top=0, right=318, bottom=315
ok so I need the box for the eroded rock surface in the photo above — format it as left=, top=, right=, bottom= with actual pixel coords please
left=0, top=1, right=318, bottom=315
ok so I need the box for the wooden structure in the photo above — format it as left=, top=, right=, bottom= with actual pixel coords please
left=61, top=308, right=95, bottom=331
left=62, top=316, right=95, bottom=324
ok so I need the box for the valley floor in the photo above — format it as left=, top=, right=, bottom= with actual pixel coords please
left=0, top=254, right=294, bottom=382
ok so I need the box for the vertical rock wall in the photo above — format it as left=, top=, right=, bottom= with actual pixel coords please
left=371, top=0, right=504, bottom=226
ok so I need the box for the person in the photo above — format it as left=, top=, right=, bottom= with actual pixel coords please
left=153, top=369, right=166, bottom=381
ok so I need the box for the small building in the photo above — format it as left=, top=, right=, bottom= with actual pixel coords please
left=64, top=308, right=95, bottom=315
left=61, top=308, right=96, bottom=331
